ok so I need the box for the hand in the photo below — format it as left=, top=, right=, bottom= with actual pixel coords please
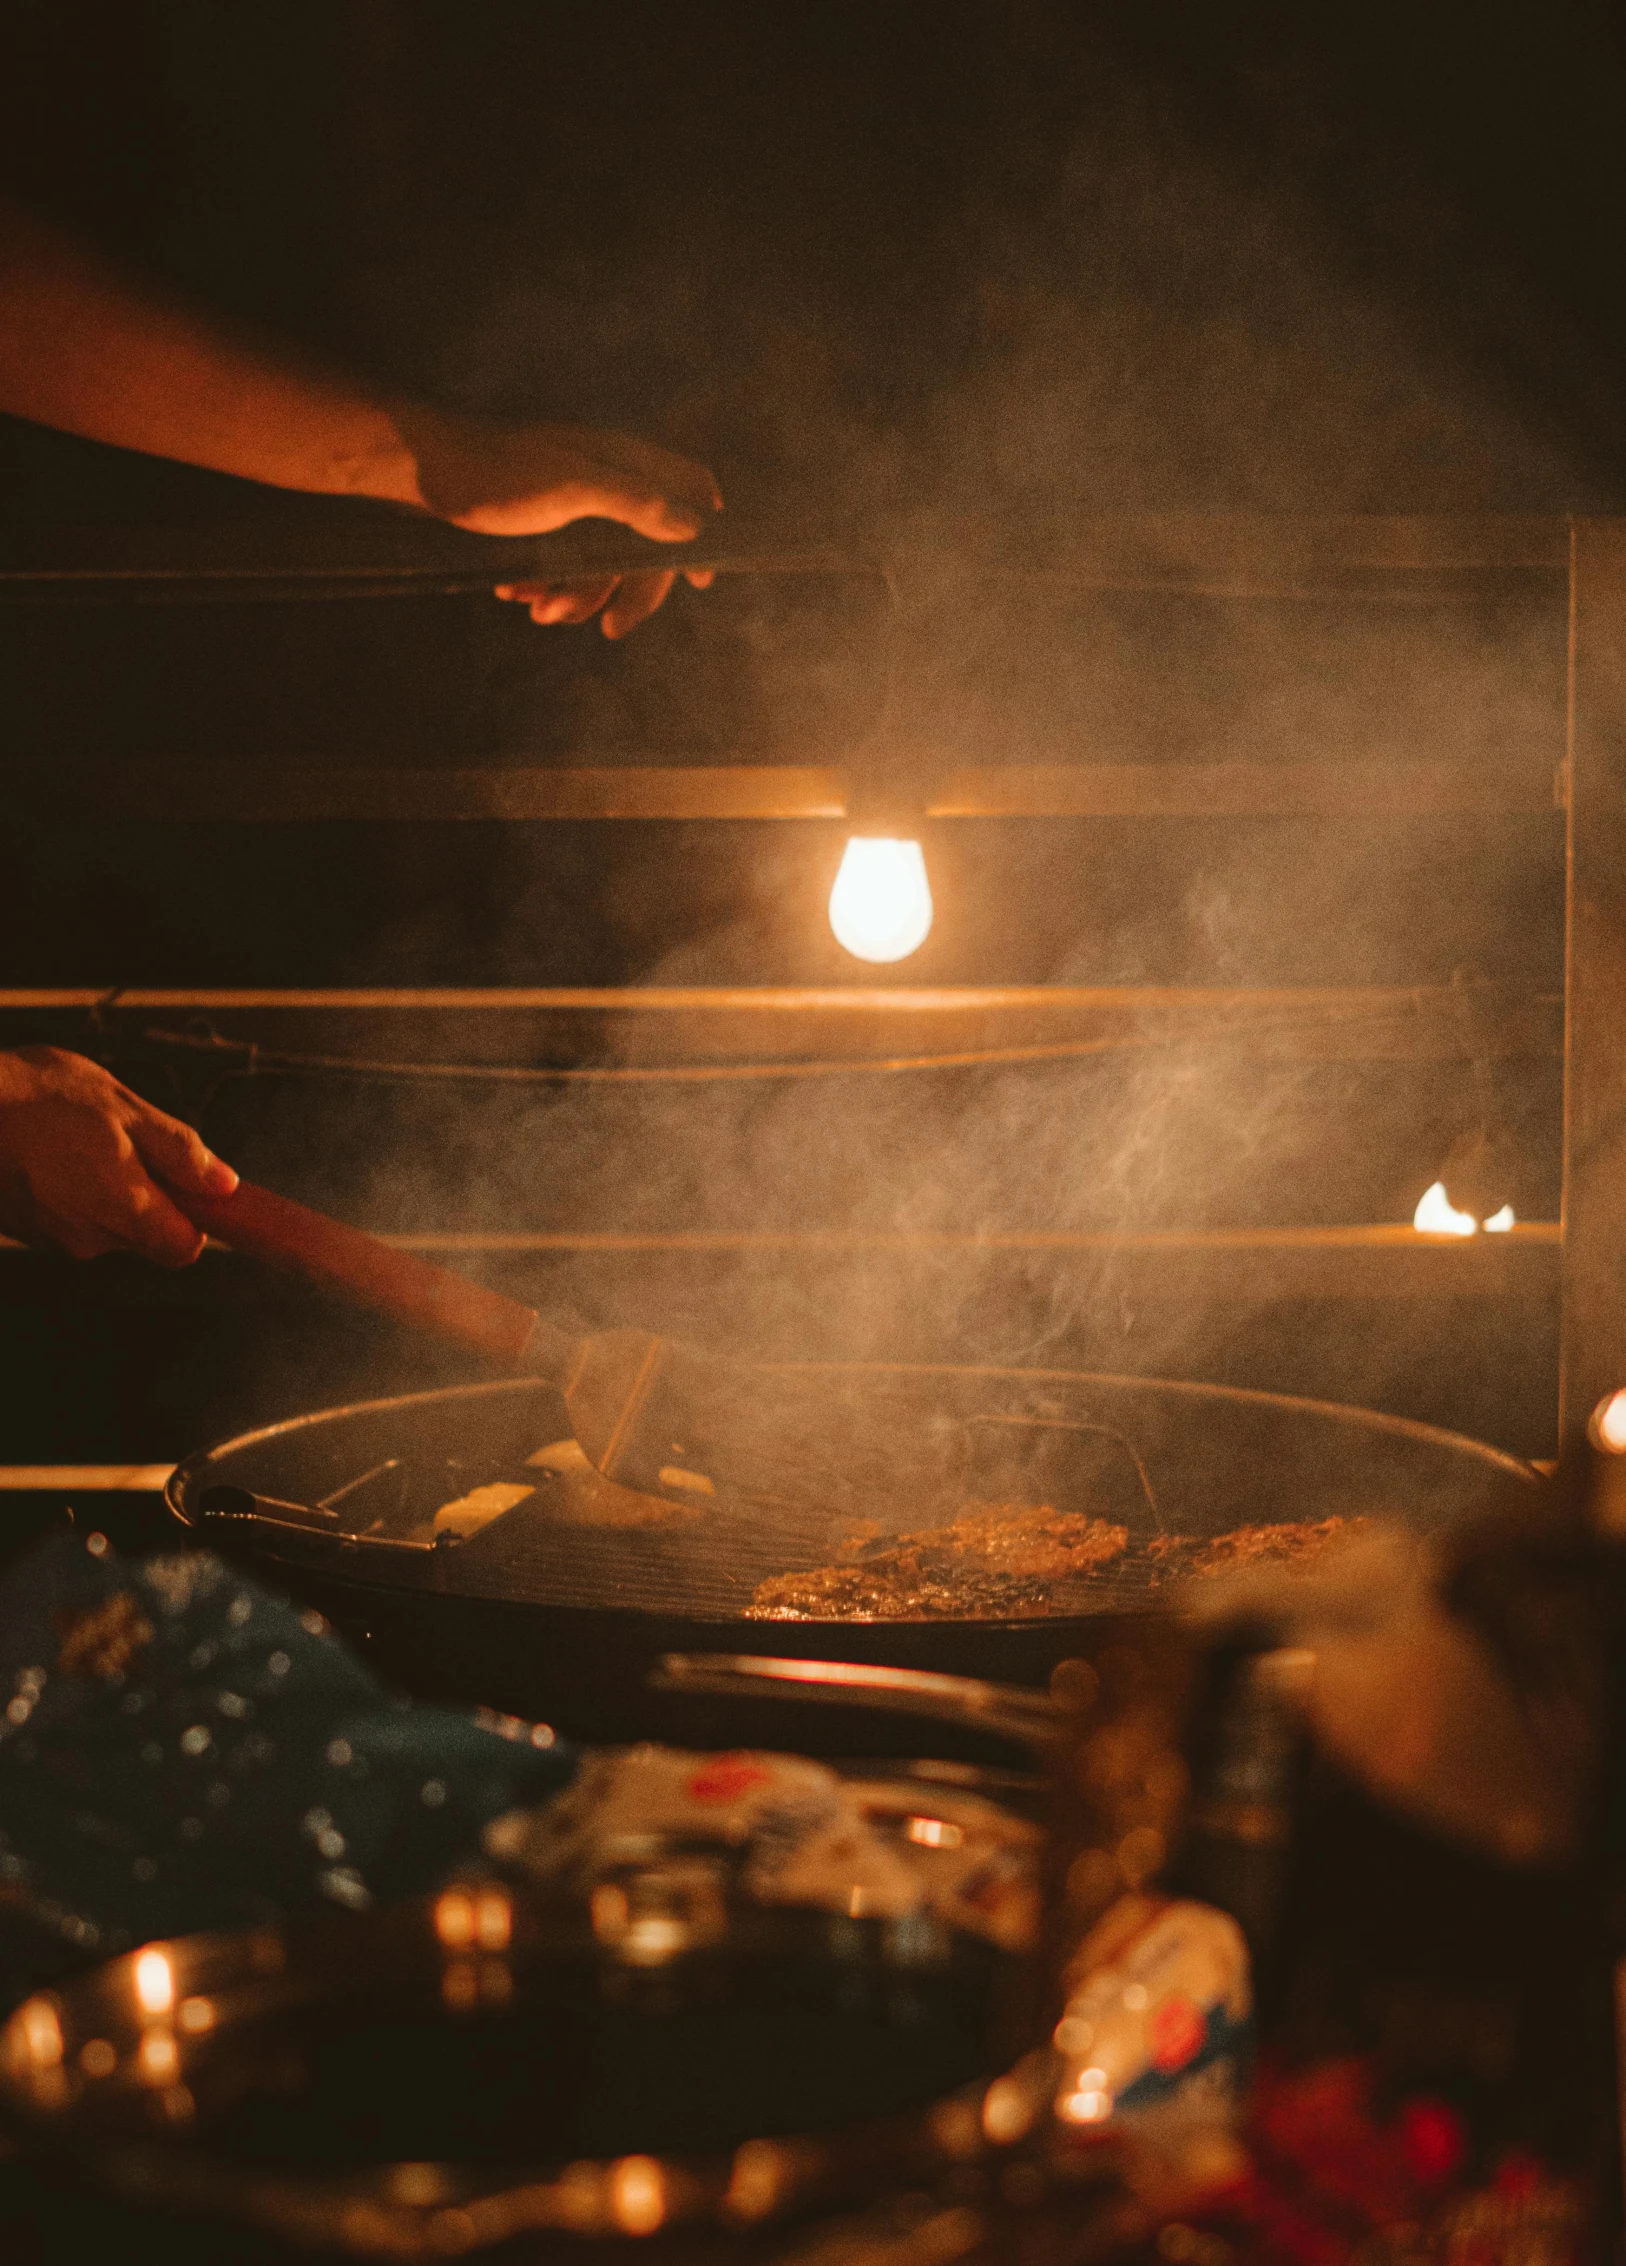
left=0, top=1048, right=237, bottom=1267
left=398, top=408, right=721, bottom=638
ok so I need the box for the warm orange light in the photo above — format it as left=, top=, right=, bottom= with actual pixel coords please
left=475, top=1889, right=511, bottom=1952
left=133, top=1949, right=174, bottom=2017
left=435, top=1889, right=475, bottom=1950
left=905, top=1815, right=964, bottom=1849
left=1414, top=1181, right=1476, bottom=1236
left=441, top=1959, right=478, bottom=2011
left=12, top=1997, right=62, bottom=2070
left=981, top=2074, right=1037, bottom=2143
left=1415, top=1181, right=1517, bottom=1234
left=725, top=2140, right=790, bottom=2223
left=137, top=2028, right=179, bottom=2085
left=829, top=838, right=933, bottom=963
left=610, top=2156, right=667, bottom=2235
left=1596, top=1390, right=1626, bottom=1454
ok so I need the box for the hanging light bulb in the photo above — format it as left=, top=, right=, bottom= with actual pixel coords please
left=828, top=836, right=934, bottom=963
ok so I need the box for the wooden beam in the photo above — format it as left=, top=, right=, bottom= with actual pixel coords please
left=392, top=1223, right=1563, bottom=1306
left=0, top=1226, right=1563, bottom=1302
left=0, top=511, right=1571, bottom=602
left=930, top=760, right=1560, bottom=819
left=0, top=1466, right=174, bottom=1491
left=1561, top=522, right=1626, bottom=1438
left=372, top=1224, right=1561, bottom=1252
left=1042, top=511, right=1569, bottom=582
left=0, top=983, right=1563, bottom=1064
left=6, top=763, right=847, bottom=824
left=5, top=757, right=1561, bottom=825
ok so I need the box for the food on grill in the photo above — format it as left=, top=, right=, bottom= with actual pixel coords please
left=525, top=1440, right=705, bottom=1528
left=750, top=1506, right=1370, bottom=1620
left=1150, top=1516, right=1369, bottom=1579
left=431, top=1481, right=534, bottom=1538
left=405, top=1444, right=702, bottom=1543
left=749, top=1503, right=1130, bottom=1621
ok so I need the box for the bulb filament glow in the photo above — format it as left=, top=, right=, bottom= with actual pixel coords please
left=828, top=837, right=933, bottom=963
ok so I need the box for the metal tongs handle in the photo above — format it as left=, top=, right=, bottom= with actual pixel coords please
left=652, top=1653, right=1065, bottom=1749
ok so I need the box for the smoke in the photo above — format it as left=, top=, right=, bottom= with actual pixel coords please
left=8, top=5, right=1576, bottom=1457
left=264, top=28, right=1579, bottom=1460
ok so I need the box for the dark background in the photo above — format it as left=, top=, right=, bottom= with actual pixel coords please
left=0, top=0, right=1602, bottom=975
left=0, top=0, right=1612, bottom=1456
left=4, top=0, right=1626, bottom=506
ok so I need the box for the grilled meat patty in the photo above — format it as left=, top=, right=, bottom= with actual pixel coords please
left=749, top=1503, right=1129, bottom=1620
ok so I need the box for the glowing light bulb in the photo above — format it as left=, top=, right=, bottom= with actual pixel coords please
left=1413, top=1181, right=1477, bottom=1236
left=828, top=837, right=933, bottom=963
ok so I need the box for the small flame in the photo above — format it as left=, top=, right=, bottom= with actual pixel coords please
left=12, top=1997, right=62, bottom=2070
left=1414, top=1181, right=1477, bottom=1236
left=610, top=2155, right=667, bottom=2235
left=133, top=1949, right=174, bottom=2017
left=434, top=1889, right=474, bottom=1949
left=435, top=1886, right=509, bottom=1952
left=828, top=837, right=933, bottom=963
left=1596, top=1390, right=1626, bottom=1454
left=1483, top=1205, right=1516, bottom=1232
left=137, top=2028, right=179, bottom=2085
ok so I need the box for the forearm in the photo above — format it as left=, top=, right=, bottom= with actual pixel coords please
left=0, top=197, right=422, bottom=503
left=0, top=196, right=721, bottom=632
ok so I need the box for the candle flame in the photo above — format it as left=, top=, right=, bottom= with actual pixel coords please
left=1414, top=1184, right=1517, bottom=1235
left=133, top=1949, right=174, bottom=2016
left=1413, top=1181, right=1477, bottom=1236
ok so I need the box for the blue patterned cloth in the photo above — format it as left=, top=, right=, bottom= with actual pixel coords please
left=0, top=1527, right=575, bottom=1994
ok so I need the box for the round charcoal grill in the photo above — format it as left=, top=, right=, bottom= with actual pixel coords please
left=167, top=1366, right=1538, bottom=1749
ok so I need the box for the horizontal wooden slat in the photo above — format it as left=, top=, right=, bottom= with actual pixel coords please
left=1031, top=511, right=1570, bottom=580
left=0, top=511, right=1573, bottom=595
left=363, top=1224, right=1566, bottom=1304
left=370, top=1224, right=1561, bottom=1251
left=0, top=1226, right=1561, bottom=1301
left=0, top=984, right=1564, bottom=1063
left=2, top=757, right=1562, bottom=824
left=5, top=763, right=848, bottom=823
left=931, top=761, right=1561, bottom=818
left=0, top=984, right=1552, bottom=1011
left=0, top=1466, right=174, bottom=1491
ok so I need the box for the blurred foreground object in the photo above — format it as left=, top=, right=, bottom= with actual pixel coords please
left=0, top=1523, right=573, bottom=1999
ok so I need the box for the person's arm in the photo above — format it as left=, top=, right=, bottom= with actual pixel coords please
left=0, top=198, right=719, bottom=636
left=0, top=1048, right=236, bottom=1266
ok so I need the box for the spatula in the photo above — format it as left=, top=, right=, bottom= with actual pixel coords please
left=172, top=1179, right=948, bottom=1531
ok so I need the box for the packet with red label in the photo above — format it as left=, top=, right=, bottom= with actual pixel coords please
left=484, top=1744, right=1040, bottom=1948
left=1051, top=1894, right=1253, bottom=2133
